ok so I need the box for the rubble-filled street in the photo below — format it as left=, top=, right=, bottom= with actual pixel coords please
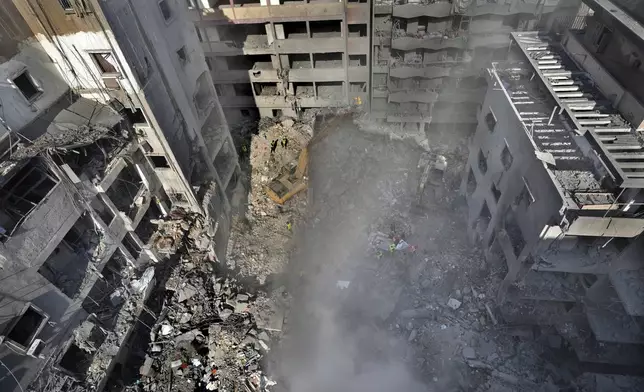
left=100, top=114, right=644, bottom=392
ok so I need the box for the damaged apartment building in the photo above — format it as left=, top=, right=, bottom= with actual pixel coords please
left=1, top=0, right=239, bottom=391
left=462, top=0, right=644, bottom=372
left=188, top=0, right=579, bottom=135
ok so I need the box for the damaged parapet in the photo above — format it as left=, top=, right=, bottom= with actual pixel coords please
left=461, top=32, right=644, bottom=369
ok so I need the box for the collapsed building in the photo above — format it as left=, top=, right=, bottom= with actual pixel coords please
left=461, top=1, right=644, bottom=371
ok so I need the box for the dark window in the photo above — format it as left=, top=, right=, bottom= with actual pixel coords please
left=491, top=182, right=501, bottom=202
left=123, top=232, right=142, bottom=257
left=6, top=305, right=46, bottom=347
left=159, top=0, right=172, bottom=21
left=90, top=52, right=119, bottom=74
left=195, top=27, right=203, bottom=42
left=241, top=109, right=250, bottom=117
left=467, top=169, right=476, bottom=196
left=58, top=0, right=74, bottom=11
left=485, top=109, right=496, bottom=132
left=186, top=0, right=196, bottom=8
left=501, top=143, right=513, bottom=170
left=149, top=155, right=170, bottom=168
left=205, top=57, right=213, bottom=71
left=13, top=71, right=41, bottom=101
left=177, top=46, right=188, bottom=65
left=478, top=150, right=487, bottom=174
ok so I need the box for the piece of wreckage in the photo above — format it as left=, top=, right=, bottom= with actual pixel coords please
left=415, top=151, right=447, bottom=206
left=9, top=97, right=132, bottom=183
left=264, top=143, right=309, bottom=205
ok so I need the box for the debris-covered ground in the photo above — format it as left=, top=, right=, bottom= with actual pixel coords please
left=102, top=113, right=643, bottom=392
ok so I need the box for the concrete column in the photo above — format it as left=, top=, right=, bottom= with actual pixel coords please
left=265, top=23, right=275, bottom=45
left=406, top=18, right=419, bottom=34
left=274, top=24, right=285, bottom=40
left=287, top=82, right=295, bottom=95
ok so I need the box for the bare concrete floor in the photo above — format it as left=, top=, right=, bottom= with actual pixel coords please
left=267, top=117, right=591, bottom=392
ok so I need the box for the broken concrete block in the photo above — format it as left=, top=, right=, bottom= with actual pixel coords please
left=174, top=329, right=202, bottom=345
left=447, top=298, right=462, bottom=310
left=219, top=309, right=233, bottom=320
left=177, top=284, right=198, bottom=302
left=235, top=302, right=248, bottom=313
left=462, top=347, right=476, bottom=360
left=170, top=360, right=183, bottom=369
left=140, top=356, right=155, bottom=377
left=236, top=293, right=249, bottom=302
left=179, top=313, right=192, bottom=324
left=160, top=324, right=173, bottom=336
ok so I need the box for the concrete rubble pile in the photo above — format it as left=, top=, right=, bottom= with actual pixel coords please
left=226, top=116, right=312, bottom=283
left=137, top=260, right=279, bottom=392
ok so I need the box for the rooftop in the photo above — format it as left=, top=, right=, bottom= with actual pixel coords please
left=511, top=32, right=644, bottom=189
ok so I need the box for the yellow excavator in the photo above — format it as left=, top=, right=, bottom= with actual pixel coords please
left=264, top=115, right=343, bottom=204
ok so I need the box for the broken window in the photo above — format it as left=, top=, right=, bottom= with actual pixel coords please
left=467, top=168, right=477, bottom=196
left=123, top=232, right=142, bottom=258
left=478, top=150, right=487, bottom=174
left=177, top=46, right=188, bottom=66
left=135, top=200, right=163, bottom=245
left=491, top=182, right=501, bottom=202
left=124, top=107, right=147, bottom=125
left=89, top=52, right=119, bottom=74
left=289, top=54, right=311, bottom=69
left=3, top=304, right=48, bottom=350
left=313, top=53, right=343, bottom=68
left=82, top=250, right=131, bottom=329
left=283, top=21, right=308, bottom=39
left=12, top=70, right=42, bottom=101
left=148, top=155, right=170, bottom=169
left=348, top=24, right=367, bottom=37
left=0, top=160, right=58, bottom=238
left=38, top=215, right=103, bottom=298
left=309, top=20, right=342, bottom=38
left=501, top=142, right=513, bottom=170
left=515, top=177, right=535, bottom=209
left=158, top=0, right=172, bottom=21
left=317, top=82, right=343, bottom=99
left=485, top=109, right=497, bottom=132
left=350, top=82, right=366, bottom=93
left=91, top=194, right=115, bottom=226
left=253, top=82, right=278, bottom=96
left=105, top=164, right=143, bottom=217
left=294, top=82, right=314, bottom=97
left=349, top=55, right=367, bottom=67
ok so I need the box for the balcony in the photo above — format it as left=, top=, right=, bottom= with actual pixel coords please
left=273, top=37, right=368, bottom=54
left=201, top=35, right=270, bottom=56
left=193, top=2, right=368, bottom=24
left=388, top=90, right=438, bottom=103
left=386, top=110, right=432, bottom=123
left=392, top=0, right=452, bottom=18
left=391, top=31, right=466, bottom=51
left=466, top=0, right=558, bottom=17
left=389, top=64, right=451, bottom=79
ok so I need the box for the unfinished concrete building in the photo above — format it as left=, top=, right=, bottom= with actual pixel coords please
left=370, top=0, right=575, bottom=137
left=12, top=0, right=240, bottom=261
left=189, top=0, right=371, bottom=125
left=462, top=24, right=644, bottom=369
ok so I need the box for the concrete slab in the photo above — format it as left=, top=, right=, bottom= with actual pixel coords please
left=610, top=268, right=644, bottom=316
left=515, top=271, right=584, bottom=302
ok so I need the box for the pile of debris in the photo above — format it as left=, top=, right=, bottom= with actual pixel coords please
left=136, top=255, right=280, bottom=392
left=226, top=117, right=312, bottom=283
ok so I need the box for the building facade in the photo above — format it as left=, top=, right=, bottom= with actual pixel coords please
left=13, top=0, right=240, bottom=260
left=462, top=25, right=644, bottom=367
left=0, top=1, right=241, bottom=391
